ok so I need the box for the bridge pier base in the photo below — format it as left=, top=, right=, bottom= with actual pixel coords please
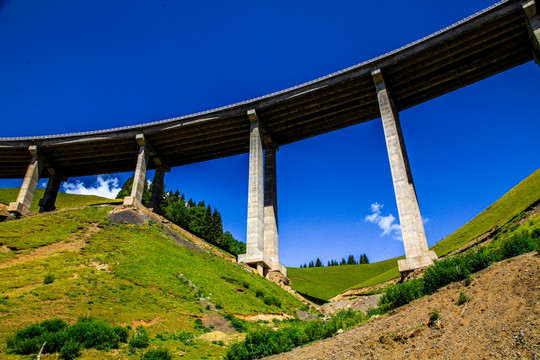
left=372, top=69, right=437, bottom=273
left=8, top=146, right=42, bottom=217
left=123, top=141, right=149, bottom=209
left=39, top=172, right=63, bottom=213
left=238, top=110, right=286, bottom=277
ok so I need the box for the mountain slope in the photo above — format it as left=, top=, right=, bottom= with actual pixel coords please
left=0, top=205, right=304, bottom=359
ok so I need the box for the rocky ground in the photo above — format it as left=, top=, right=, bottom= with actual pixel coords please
left=268, top=252, right=540, bottom=359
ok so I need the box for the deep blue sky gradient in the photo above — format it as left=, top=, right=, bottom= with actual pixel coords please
left=1, top=1, right=539, bottom=266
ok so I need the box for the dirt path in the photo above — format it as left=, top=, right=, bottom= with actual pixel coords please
left=0, top=224, right=99, bottom=269
left=267, top=253, right=540, bottom=360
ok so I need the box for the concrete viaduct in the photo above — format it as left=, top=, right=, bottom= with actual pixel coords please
left=1, top=0, right=538, bottom=277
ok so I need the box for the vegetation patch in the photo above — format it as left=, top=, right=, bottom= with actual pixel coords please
left=6, top=317, right=129, bottom=358
left=225, top=309, right=368, bottom=360
left=378, top=218, right=539, bottom=313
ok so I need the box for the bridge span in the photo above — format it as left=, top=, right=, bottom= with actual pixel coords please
left=1, top=0, right=539, bottom=276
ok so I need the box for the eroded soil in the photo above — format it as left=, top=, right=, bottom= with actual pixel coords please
left=268, top=253, right=540, bottom=360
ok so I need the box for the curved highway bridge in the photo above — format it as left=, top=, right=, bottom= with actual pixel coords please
left=1, top=0, right=539, bottom=276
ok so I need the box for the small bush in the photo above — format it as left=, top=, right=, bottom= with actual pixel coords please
left=464, top=275, right=472, bottom=286
left=6, top=317, right=125, bottom=357
left=170, top=330, right=194, bottom=345
left=141, top=348, right=173, bottom=360
left=458, top=292, right=469, bottom=305
left=501, top=230, right=535, bottom=259
left=224, top=314, right=247, bottom=333
left=224, top=309, right=368, bottom=360
left=255, top=290, right=264, bottom=298
left=215, top=303, right=223, bottom=310
left=263, top=296, right=282, bottom=308
left=59, top=338, right=81, bottom=360
left=428, top=309, right=440, bottom=326
left=44, top=274, right=55, bottom=285
left=129, top=326, right=149, bottom=349
left=113, top=326, right=130, bottom=343
left=378, top=278, right=424, bottom=312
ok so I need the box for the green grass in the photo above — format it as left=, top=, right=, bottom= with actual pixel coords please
left=431, top=168, right=540, bottom=257
left=287, top=257, right=402, bottom=301
left=0, top=205, right=304, bottom=359
left=288, top=168, right=540, bottom=300
left=0, top=188, right=121, bottom=214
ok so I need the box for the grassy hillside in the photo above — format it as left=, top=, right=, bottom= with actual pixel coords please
left=0, top=205, right=304, bottom=359
left=0, top=188, right=122, bottom=213
left=287, top=257, right=402, bottom=301
left=288, top=168, right=540, bottom=300
left=431, top=168, right=540, bottom=256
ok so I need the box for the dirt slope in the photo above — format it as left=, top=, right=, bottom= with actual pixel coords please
left=268, top=253, right=540, bottom=360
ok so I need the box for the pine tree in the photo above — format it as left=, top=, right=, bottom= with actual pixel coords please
left=340, top=258, right=346, bottom=265
left=315, top=258, right=322, bottom=267
left=347, top=254, right=356, bottom=265
left=309, top=261, right=314, bottom=268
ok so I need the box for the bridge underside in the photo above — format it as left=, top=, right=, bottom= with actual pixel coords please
left=0, top=0, right=536, bottom=179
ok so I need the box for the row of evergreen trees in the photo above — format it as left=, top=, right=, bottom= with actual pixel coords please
left=116, top=178, right=246, bottom=256
left=300, top=253, right=369, bottom=268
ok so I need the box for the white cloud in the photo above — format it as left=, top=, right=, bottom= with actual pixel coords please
left=365, top=202, right=402, bottom=241
left=62, top=176, right=121, bottom=199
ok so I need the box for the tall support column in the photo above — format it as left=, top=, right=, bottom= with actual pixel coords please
left=372, top=69, right=437, bottom=273
left=124, top=135, right=149, bottom=209
left=38, top=171, right=63, bottom=213
left=264, top=145, right=279, bottom=269
left=8, top=146, right=43, bottom=217
left=246, top=110, right=265, bottom=274
left=148, top=159, right=168, bottom=214
left=523, top=0, right=540, bottom=65
left=238, top=110, right=267, bottom=276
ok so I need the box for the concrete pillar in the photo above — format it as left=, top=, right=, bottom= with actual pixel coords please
left=372, top=69, right=437, bottom=273
left=245, top=110, right=265, bottom=261
left=148, top=164, right=166, bottom=213
left=8, top=146, right=43, bottom=217
left=123, top=142, right=149, bottom=209
left=523, top=0, right=540, bottom=65
left=264, top=145, right=279, bottom=268
left=38, top=173, right=63, bottom=213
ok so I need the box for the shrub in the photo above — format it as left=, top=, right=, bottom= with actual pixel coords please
left=113, top=326, right=130, bottom=343
left=428, top=309, right=440, bottom=326
left=224, top=314, right=247, bottom=332
left=129, top=326, right=149, bottom=349
left=141, top=348, right=173, bottom=360
left=255, top=290, right=264, bottom=298
left=170, top=330, right=194, bottom=345
left=43, top=274, right=55, bottom=285
left=6, top=317, right=126, bottom=357
left=378, top=278, right=424, bottom=312
left=464, top=275, right=472, bottom=286
left=66, top=316, right=121, bottom=350
left=458, top=292, right=469, bottom=305
left=263, top=296, right=282, bottom=308
left=59, top=338, right=81, bottom=360
left=224, top=309, right=367, bottom=360
left=501, top=230, right=535, bottom=259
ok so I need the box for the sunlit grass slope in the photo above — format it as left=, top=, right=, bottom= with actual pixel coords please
left=288, top=168, right=540, bottom=300
left=431, top=168, right=540, bottom=256
left=0, top=187, right=122, bottom=213
left=287, top=257, right=402, bottom=301
left=0, top=205, right=303, bottom=359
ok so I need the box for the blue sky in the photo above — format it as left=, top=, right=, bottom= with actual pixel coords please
left=1, top=1, right=539, bottom=267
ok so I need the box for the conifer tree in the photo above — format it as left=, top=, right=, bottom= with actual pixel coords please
left=315, top=258, right=322, bottom=267
left=340, top=258, right=346, bottom=265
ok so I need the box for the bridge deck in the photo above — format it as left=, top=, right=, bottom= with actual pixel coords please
left=0, top=0, right=535, bottom=178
